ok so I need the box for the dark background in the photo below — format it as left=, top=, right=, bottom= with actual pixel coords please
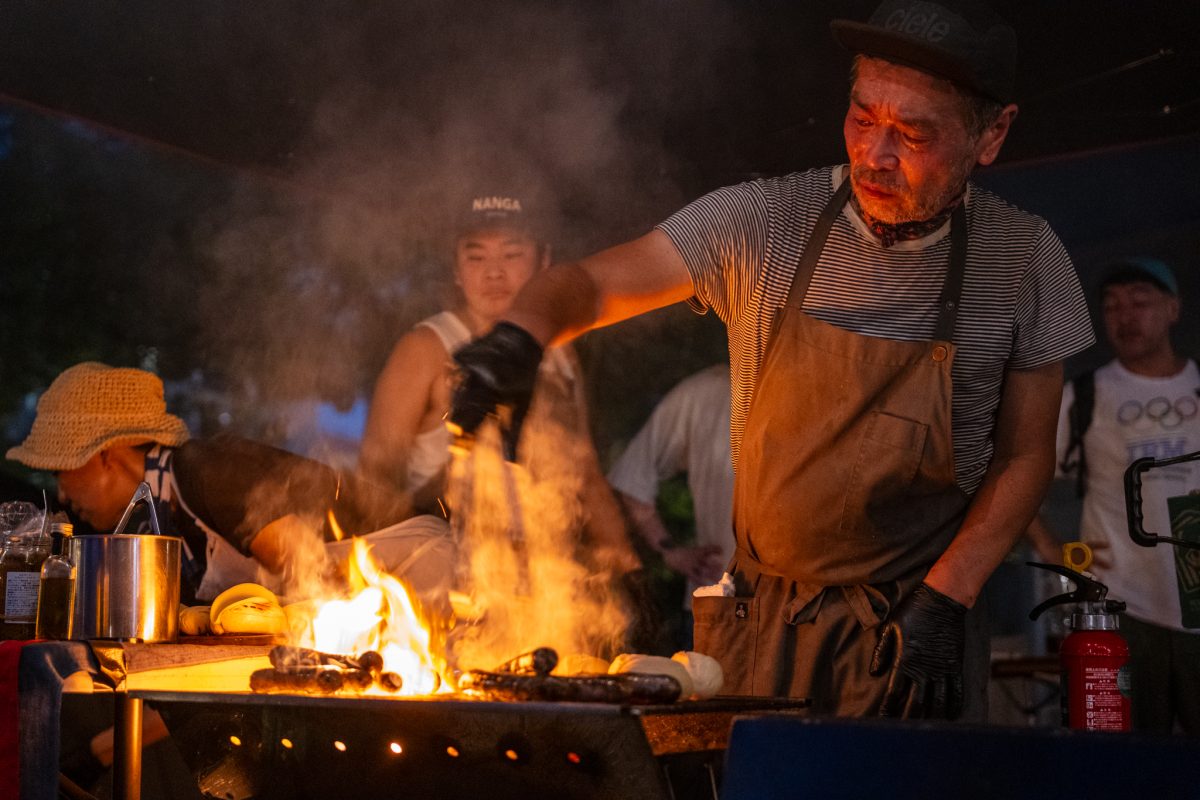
left=1, top=0, right=1197, bottom=476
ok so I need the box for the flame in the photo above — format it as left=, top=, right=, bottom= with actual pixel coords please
left=445, top=410, right=631, bottom=672
left=327, top=509, right=346, bottom=542
left=297, top=537, right=447, bottom=695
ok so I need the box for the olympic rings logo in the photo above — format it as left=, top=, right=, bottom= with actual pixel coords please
left=1117, top=395, right=1199, bottom=429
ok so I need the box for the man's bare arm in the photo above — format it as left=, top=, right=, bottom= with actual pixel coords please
left=1025, top=515, right=1065, bottom=564
left=505, top=229, right=695, bottom=347
left=924, top=361, right=1064, bottom=606
left=579, top=460, right=642, bottom=576
left=359, top=327, right=447, bottom=488
left=248, top=514, right=314, bottom=574
left=616, top=492, right=725, bottom=585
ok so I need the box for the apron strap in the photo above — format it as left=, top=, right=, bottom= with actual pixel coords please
left=933, top=202, right=968, bottom=342
left=784, top=174, right=969, bottom=343
left=784, top=177, right=852, bottom=309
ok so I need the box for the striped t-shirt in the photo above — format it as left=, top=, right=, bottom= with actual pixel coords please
left=657, top=165, right=1095, bottom=494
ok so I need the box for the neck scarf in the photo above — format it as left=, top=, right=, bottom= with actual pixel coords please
left=143, top=444, right=205, bottom=586
left=851, top=190, right=964, bottom=248
left=143, top=444, right=176, bottom=505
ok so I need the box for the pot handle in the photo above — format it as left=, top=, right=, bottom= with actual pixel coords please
left=112, top=481, right=163, bottom=536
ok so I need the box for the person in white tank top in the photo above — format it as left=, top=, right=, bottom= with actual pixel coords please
left=359, top=193, right=638, bottom=574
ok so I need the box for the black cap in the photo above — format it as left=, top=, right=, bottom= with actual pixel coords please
left=831, top=0, right=1018, bottom=103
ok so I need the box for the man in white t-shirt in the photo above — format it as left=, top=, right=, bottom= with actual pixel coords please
left=608, top=365, right=735, bottom=642
left=1028, top=256, right=1200, bottom=734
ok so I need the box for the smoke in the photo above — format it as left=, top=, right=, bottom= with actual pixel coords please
left=186, top=3, right=751, bottom=663
left=446, top=396, right=632, bottom=671
left=192, top=1, right=747, bottom=440
left=258, top=379, right=638, bottom=678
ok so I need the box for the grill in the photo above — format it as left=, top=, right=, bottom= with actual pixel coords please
left=141, top=690, right=809, bottom=800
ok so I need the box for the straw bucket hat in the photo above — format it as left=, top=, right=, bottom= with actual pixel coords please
left=7, top=362, right=191, bottom=471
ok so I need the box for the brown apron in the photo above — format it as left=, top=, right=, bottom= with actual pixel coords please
left=694, top=177, right=988, bottom=718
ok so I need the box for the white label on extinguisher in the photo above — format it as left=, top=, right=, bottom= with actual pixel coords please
left=1117, top=664, right=1132, bottom=696
left=1082, top=665, right=1126, bottom=730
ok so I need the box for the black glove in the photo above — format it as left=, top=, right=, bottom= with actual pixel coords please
left=869, top=582, right=967, bottom=720
left=449, top=321, right=543, bottom=461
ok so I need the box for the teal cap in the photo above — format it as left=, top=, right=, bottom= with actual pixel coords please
left=1100, top=257, right=1178, bottom=297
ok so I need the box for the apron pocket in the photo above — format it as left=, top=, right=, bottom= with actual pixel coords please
left=692, top=595, right=758, bottom=696
left=840, top=411, right=927, bottom=539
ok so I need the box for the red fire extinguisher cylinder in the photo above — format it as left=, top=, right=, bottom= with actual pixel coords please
left=1060, top=625, right=1131, bottom=732
left=1028, top=560, right=1133, bottom=733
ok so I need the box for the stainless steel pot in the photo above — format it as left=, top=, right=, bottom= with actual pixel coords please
left=68, top=480, right=181, bottom=642
left=69, top=533, right=181, bottom=642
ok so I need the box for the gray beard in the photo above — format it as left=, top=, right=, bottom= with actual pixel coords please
left=852, top=161, right=974, bottom=224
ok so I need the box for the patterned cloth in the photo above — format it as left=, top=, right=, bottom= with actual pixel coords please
left=14, top=641, right=108, bottom=800
left=0, top=641, right=23, bottom=800
left=142, top=445, right=206, bottom=591
left=849, top=190, right=964, bottom=248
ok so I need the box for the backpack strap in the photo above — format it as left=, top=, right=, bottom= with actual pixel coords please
left=1060, top=369, right=1096, bottom=497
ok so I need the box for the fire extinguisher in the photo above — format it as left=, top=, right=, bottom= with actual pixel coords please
left=1028, top=558, right=1131, bottom=732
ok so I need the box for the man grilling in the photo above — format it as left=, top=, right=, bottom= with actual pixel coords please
left=448, top=0, right=1095, bottom=720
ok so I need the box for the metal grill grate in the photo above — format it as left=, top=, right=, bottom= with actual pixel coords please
left=142, top=691, right=809, bottom=800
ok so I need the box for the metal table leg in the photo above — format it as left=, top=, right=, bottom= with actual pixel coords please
left=112, top=693, right=143, bottom=800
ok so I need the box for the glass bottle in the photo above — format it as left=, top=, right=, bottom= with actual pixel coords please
left=0, top=533, right=52, bottom=640
left=35, top=523, right=76, bottom=640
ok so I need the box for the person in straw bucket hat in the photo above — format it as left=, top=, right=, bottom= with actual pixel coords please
left=8, top=362, right=454, bottom=608
left=7, top=362, right=191, bottom=519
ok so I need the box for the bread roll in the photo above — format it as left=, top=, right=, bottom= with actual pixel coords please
left=212, top=597, right=288, bottom=635
left=553, top=653, right=611, bottom=676
left=672, top=651, right=724, bottom=699
left=608, top=653, right=694, bottom=699
left=178, top=605, right=212, bottom=636
left=209, top=583, right=279, bottom=629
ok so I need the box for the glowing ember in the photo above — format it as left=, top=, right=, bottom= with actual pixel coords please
left=327, top=509, right=346, bottom=542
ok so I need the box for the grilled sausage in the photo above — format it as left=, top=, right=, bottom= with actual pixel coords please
left=461, top=670, right=681, bottom=704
